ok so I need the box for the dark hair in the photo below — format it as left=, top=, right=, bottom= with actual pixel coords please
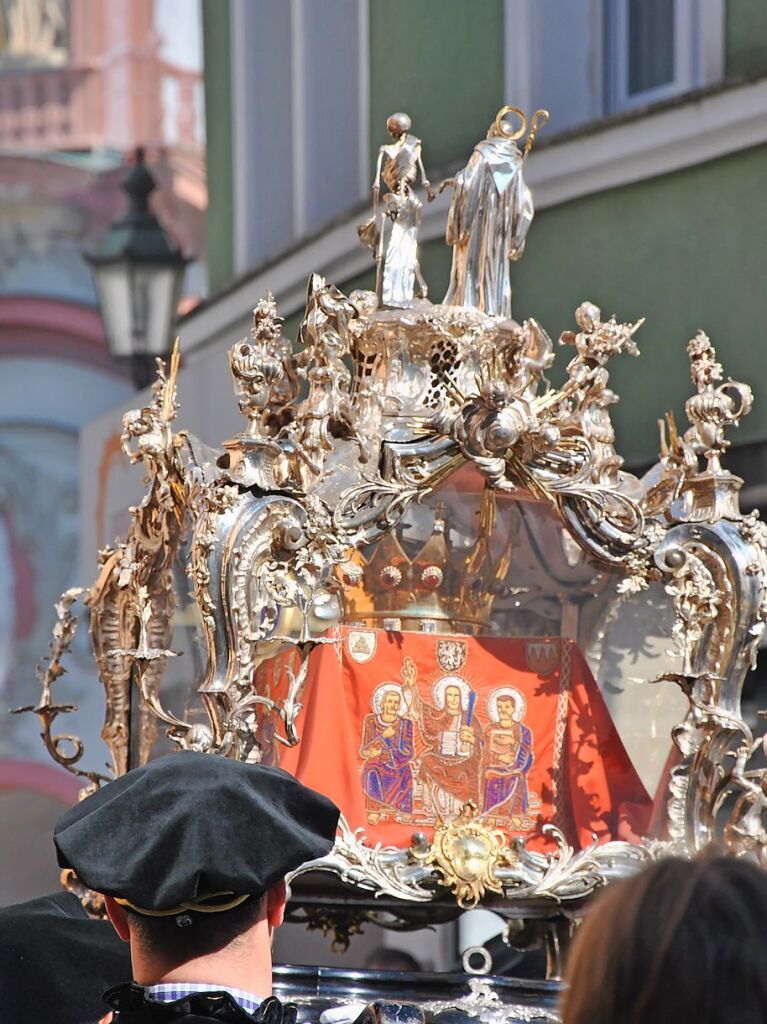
left=364, top=947, right=421, bottom=973
left=561, top=855, right=767, bottom=1024
left=124, top=894, right=265, bottom=965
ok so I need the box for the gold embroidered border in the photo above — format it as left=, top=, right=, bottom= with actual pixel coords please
left=551, top=639, right=571, bottom=830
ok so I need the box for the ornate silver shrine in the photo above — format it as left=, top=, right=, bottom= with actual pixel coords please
left=20, top=107, right=767, bottom=1002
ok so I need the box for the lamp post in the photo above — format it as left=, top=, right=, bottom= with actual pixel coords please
left=87, top=148, right=189, bottom=390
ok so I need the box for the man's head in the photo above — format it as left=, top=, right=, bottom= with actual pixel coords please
left=102, top=885, right=285, bottom=987
left=496, top=695, right=516, bottom=724
left=562, top=855, right=767, bottom=1024
left=103, top=888, right=262, bottom=979
left=53, top=752, right=340, bottom=988
left=0, top=891, right=131, bottom=1024
left=445, top=685, right=463, bottom=714
left=381, top=690, right=401, bottom=719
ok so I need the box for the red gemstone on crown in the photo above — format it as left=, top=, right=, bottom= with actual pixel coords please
left=380, top=565, right=403, bottom=589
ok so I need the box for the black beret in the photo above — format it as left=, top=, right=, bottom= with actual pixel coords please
left=54, top=751, right=340, bottom=913
left=0, top=891, right=130, bottom=1024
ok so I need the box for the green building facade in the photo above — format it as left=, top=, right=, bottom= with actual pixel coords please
left=192, top=0, right=767, bottom=481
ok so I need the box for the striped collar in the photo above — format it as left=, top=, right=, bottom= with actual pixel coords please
left=146, top=981, right=263, bottom=1015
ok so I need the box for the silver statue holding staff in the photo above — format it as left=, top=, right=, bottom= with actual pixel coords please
left=359, top=112, right=434, bottom=307
left=441, top=106, right=548, bottom=319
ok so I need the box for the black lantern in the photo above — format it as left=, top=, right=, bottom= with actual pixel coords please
left=87, top=148, right=189, bottom=389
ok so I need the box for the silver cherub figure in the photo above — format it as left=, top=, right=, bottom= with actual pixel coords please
left=359, top=112, right=433, bottom=307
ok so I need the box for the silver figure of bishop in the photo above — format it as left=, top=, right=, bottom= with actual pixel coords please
left=359, top=112, right=433, bottom=307
left=442, top=107, right=546, bottom=319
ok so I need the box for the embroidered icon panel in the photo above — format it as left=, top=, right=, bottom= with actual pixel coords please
left=255, top=629, right=651, bottom=852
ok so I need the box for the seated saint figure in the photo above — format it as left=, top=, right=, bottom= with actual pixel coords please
left=407, top=669, right=483, bottom=819
left=482, top=688, right=534, bottom=823
left=360, top=683, right=415, bottom=824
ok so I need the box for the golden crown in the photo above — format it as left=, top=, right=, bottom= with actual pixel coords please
left=341, top=491, right=513, bottom=634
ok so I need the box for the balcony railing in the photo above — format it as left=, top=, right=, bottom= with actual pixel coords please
left=0, top=68, right=76, bottom=149
left=0, top=62, right=202, bottom=153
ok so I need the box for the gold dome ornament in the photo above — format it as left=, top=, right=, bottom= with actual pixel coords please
left=413, top=801, right=515, bottom=908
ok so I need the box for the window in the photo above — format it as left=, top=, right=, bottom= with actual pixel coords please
left=505, top=0, right=723, bottom=135
left=231, top=0, right=368, bottom=274
left=606, top=0, right=695, bottom=112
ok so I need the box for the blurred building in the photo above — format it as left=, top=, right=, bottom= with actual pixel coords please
left=5, top=0, right=767, bottom=954
left=0, top=0, right=206, bottom=902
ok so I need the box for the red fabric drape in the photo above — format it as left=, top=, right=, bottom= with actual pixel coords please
left=256, top=628, right=650, bottom=852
